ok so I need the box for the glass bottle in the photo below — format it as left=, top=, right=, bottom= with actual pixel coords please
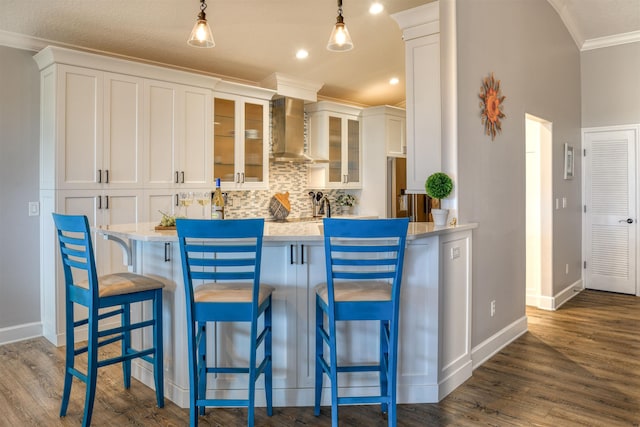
left=211, top=178, right=225, bottom=219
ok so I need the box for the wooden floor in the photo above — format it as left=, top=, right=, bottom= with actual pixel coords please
left=1, top=289, right=638, bottom=426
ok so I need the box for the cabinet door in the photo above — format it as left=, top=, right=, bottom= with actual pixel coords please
left=298, top=243, right=381, bottom=389
left=144, top=80, right=179, bottom=187
left=58, top=65, right=103, bottom=189
left=328, top=116, right=343, bottom=185
left=405, top=32, right=441, bottom=192
left=386, top=115, right=406, bottom=157
left=309, top=111, right=362, bottom=190
left=104, top=73, right=143, bottom=188
left=242, top=101, right=267, bottom=188
left=144, top=189, right=179, bottom=224
left=213, top=95, right=269, bottom=190
left=344, top=117, right=361, bottom=188
left=295, top=243, right=326, bottom=388
left=213, top=97, right=236, bottom=186
left=260, top=244, right=300, bottom=389
left=180, top=86, right=212, bottom=187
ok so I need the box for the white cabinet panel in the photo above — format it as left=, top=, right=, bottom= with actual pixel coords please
left=103, top=73, right=143, bottom=187
left=144, top=81, right=213, bottom=189
left=405, top=33, right=441, bottom=193
left=182, top=87, right=212, bottom=186
left=144, top=81, right=178, bottom=187
left=58, top=65, right=102, bottom=189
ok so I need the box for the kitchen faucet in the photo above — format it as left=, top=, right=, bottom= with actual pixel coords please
left=308, top=191, right=331, bottom=218
left=318, top=194, right=331, bottom=218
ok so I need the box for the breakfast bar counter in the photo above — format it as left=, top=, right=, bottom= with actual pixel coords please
left=96, top=220, right=476, bottom=408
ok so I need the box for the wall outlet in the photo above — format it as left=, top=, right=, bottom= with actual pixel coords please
left=28, top=201, right=40, bottom=216
left=490, top=300, right=496, bottom=317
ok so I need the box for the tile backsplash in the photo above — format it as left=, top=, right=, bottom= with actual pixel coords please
left=223, top=162, right=356, bottom=219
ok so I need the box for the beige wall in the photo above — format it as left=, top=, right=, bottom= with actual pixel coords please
left=456, top=0, right=582, bottom=346
left=0, top=46, right=41, bottom=331
left=581, top=42, right=640, bottom=127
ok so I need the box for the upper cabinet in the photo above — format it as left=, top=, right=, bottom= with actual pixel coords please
left=143, top=79, right=212, bottom=189
left=213, top=82, right=274, bottom=191
left=361, top=105, right=406, bottom=158
left=35, top=46, right=220, bottom=195
left=307, top=101, right=362, bottom=189
left=41, top=65, right=144, bottom=190
left=392, top=2, right=442, bottom=194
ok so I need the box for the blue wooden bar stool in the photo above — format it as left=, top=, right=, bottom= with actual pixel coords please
left=176, top=218, right=273, bottom=427
left=52, top=213, right=164, bottom=427
left=314, top=217, right=410, bottom=427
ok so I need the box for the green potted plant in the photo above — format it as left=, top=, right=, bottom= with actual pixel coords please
left=335, top=193, right=357, bottom=215
left=425, top=172, right=453, bottom=226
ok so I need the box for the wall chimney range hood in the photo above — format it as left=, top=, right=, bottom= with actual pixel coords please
left=271, top=97, right=327, bottom=163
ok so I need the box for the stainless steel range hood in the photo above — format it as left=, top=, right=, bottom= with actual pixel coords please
left=271, top=96, right=326, bottom=163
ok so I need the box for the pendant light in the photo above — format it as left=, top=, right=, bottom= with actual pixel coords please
left=188, top=0, right=215, bottom=48
left=327, top=0, right=354, bottom=52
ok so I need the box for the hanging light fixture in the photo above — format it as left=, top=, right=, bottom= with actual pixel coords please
left=327, top=0, right=354, bottom=52
left=188, top=0, right=215, bottom=48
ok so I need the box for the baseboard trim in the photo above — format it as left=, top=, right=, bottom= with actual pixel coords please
left=538, top=279, right=583, bottom=311
left=0, top=322, right=43, bottom=346
left=471, top=316, right=528, bottom=370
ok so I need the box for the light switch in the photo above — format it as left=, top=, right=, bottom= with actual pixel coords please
left=450, top=247, right=460, bottom=259
left=562, top=197, right=567, bottom=208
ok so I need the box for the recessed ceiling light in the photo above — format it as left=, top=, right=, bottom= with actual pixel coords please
left=389, top=77, right=399, bottom=85
left=369, top=2, right=384, bottom=14
left=296, top=49, right=309, bottom=59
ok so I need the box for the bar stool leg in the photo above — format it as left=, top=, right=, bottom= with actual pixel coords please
left=83, top=318, right=99, bottom=427
left=198, top=322, right=207, bottom=417
left=122, top=302, right=132, bottom=389
left=314, top=296, right=323, bottom=416
left=380, top=320, right=389, bottom=414
left=265, top=297, right=273, bottom=416
left=153, top=291, right=165, bottom=407
left=59, top=300, right=74, bottom=418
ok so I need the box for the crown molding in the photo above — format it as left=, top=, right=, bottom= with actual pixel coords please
left=0, top=30, right=48, bottom=51
left=581, top=30, right=640, bottom=51
left=546, top=0, right=584, bottom=50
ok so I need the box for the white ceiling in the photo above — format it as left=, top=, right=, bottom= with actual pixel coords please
left=0, top=0, right=638, bottom=107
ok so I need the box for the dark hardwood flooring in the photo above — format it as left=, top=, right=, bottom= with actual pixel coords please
left=0, top=289, right=638, bottom=426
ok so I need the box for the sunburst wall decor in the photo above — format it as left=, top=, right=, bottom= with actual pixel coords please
left=479, top=73, right=506, bottom=141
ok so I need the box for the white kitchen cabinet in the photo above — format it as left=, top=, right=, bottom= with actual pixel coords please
left=35, top=45, right=220, bottom=346
left=143, top=80, right=213, bottom=189
left=288, top=242, right=325, bottom=388
left=392, top=3, right=442, bottom=193
left=307, top=101, right=362, bottom=189
left=213, top=82, right=274, bottom=191
left=360, top=106, right=407, bottom=218
left=44, top=65, right=143, bottom=191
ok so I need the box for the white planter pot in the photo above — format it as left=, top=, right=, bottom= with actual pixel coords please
left=431, top=208, right=449, bottom=226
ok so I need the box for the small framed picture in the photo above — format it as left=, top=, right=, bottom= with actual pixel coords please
left=564, top=143, right=574, bottom=180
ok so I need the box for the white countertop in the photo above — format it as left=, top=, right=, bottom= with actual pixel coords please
left=96, top=219, right=477, bottom=243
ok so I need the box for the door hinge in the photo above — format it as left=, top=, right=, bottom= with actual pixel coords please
left=583, top=148, right=586, bottom=157
left=583, top=261, right=587, bottom=269
left=583, top=205, right=587, bottom=213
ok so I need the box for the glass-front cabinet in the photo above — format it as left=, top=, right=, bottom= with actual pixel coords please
left=307, top=101, right=362, bottom=189
left=213, top=82, right=274, bottom=190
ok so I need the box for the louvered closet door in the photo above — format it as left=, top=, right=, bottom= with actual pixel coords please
left=584, top=127, right=638, bottom=295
